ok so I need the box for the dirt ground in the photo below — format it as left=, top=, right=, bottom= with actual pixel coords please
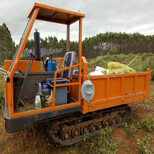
left=0, top=81, right=154, bottom=154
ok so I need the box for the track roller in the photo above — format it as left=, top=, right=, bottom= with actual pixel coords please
left=44, top=104, right=131, bottom=146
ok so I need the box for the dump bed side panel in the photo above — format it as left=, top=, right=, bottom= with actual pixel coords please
left=84, top=70, right=150, bottom=113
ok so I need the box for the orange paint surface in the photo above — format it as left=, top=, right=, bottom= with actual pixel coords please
left=3, top=3, right=150, bottom=120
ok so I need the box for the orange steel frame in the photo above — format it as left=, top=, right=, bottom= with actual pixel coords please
left=4, top=4, right=84, bottom=118
left=70, top=67, right=150, bottom=114
left=4, top=3, right=151, bottom=120
left=84, top=69, right=150, bottom=114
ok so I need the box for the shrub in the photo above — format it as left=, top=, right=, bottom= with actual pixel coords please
left=96, top=56, right=103, bottom=65
left=0, top=74, right=5, bottom=108
left=128, top=53, right=134, bottom=57
left=97, top=127, right=118, bottom=153
left=147, top=53, right=154, bottom=56
left=122, top=122, right=139, bottom=136
left=77, top=127, right=118, bottom=154
left=88, top=59, right=96, bottom=68
left=88, top=53, right=154, bottom=73
left=137, top=139, right=151, bottom=154
left=138, top=53, right=142, bottom=56
left=142, top=116, right=154, bottom=133
left=0, top=90, right=4, bottom=108
left=142, top=60, right=150, bottom=71
left=108, top=47, right=117, bottom=55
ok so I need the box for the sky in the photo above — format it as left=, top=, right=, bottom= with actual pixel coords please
left=0, top=0, right=154, bottom=44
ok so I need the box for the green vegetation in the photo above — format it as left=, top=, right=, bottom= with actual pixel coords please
left=83, top=132, right=89, bottom=142
left=142, top=116, right=154, bottom=133
left=0, top=91, right=4, bottom=108
left=0, top=108, right=5, bottom=133
left=88, top=53, right=154, bottom=75
left=137, top=139, right=152, bottom=154
left=26, top=32, right=154, bottom=59
left=0, top=73, right=4, bottom=108
left=97, top=127, right=118, bottom=153
left=145, top=133, right=154, bottom=140
left=122, top=122, right=141, bottom=136
left=108, top=47, right=118, bottom=55
left=76, top=127, right=118, bottom=154
left=0, top=23, right=15, bottom=64
left=1, top=22, right=154, bottom=63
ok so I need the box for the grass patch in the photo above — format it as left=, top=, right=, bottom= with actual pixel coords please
left=97, top=127, right=118, bottom=153
left=142, top=116, right=154, bottom=133
left=0, top=73, right=5, bottom=108
left=137, top=138, right=152, bottom=154
left=76, top=127, right=118, bottom=154
left=144, top=133, right=154, bottom=140
left=88, top=53, right=154, bottom=73
left=0, top=91, right=4, bottom=108
left=122, top=122, right=141, bottom=136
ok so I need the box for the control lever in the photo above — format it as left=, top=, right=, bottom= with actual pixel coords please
left=41, top=56, right=46, bottom=71
left=0, top=68, right=10, bottom=83
left=16, top=53, right=35, bottom=110
left=50, top=53, right=53, bottom=61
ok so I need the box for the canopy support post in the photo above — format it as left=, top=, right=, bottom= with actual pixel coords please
left=66, top=24, right=70, bottom=52
left=78, top=17, right=82, bottom=104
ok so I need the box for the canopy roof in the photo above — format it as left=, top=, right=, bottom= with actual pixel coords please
left=28, top=3, right=85, bottom=25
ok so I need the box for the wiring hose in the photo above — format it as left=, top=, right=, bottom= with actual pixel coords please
left=0, top=68, right=10, bottom=82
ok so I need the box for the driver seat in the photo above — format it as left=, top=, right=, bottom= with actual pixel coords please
left=62, top=51, right=76, bottom=80
left=47, top=51, right=76, bottom=86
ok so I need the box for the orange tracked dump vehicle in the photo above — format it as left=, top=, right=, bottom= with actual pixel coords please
left=0, top=3, right=150, bottom=146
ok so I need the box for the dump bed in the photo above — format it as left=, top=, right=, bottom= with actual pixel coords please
left=71, top=68, right=150, bottom=114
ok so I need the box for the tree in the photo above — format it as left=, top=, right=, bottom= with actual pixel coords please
left=21, top=31, right=154, bottom=59
left=0, top=23, right=15, bottom=64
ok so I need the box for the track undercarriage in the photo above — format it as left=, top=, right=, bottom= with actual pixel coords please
left=45, top=105, right=131, bottom=146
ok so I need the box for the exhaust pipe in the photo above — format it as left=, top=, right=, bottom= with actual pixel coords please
left=34, top=29, right=41, bottom=61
